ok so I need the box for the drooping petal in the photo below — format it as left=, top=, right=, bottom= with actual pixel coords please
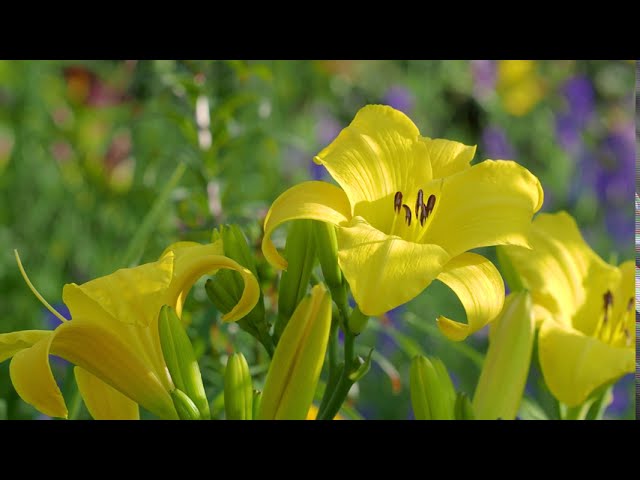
left=423, top=160, right=543, bottom=258
left=262, top=181, right=352, bottom=270
left=314, top=105, right=430, bottom=232
left=10, top=333, right=66, bottom=418
left=499, top=211, right=619, bottom=330
left=75, top=367, right=140, bottom=420
left=538, top=320, right=634, bottom=407
left=10, top=320, right=177, bottom=419
left=336, top=217, right=450, bottom=317
left=421, top=138, right=476, bottom=179
left=161, top=241, right=260, bottom=322
left=435, top=253, right=505, bottom=341
left=0, top=330, right=51, bottom=363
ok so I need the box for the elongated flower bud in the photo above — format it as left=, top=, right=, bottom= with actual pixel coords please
left=410, top=355, right=456, bottom=420
left=473, top=291, right=534, bottom=420
left=455, top=392, right=475, bottom=420
left=252, top=390, right=262, bottom=420
left=224, top=352, right=253, bottom=420
left=274, top=220, right=317, bottom=341
left=206, top=225, right=271, bottom=353
left=158, top=305, right=210, bottom=419
left=258, top=283, right=332, bottom=420
left=171, top=388, right=201, bottom=420
left=313, top=221, right=347, bottom=307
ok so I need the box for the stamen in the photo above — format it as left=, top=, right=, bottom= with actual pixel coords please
left=603, top=290, right=613, bottom=323
left=419, top=202, right=427, bottom=226
left=627, top=297, right=634, bottom=312
left=402, top=204, right=412, bottom=226
left=415, top=189, right=424, bottom=218
left=14, top=250, right=68, bottom=324
left=425, top=194, right=436, bottom=217
left=394, top=191, right=403, bottom=213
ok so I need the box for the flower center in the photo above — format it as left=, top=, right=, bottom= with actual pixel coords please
left=593, top=290, right=633, bottom=348
left=390, top=189, right=437, bottom=242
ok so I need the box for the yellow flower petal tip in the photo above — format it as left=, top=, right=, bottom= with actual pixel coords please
left=262, top=104, right=541, bottom=324
left=499, top=211, right=634, bottom=406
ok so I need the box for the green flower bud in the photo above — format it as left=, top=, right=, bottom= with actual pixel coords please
left=410, top=355, right=456, bottom=420
left=158, top=305, right=211, bottom=419
left=473, top=291, right=534, bottom=420
left=224, top=352, right=253, bottom=420
left=171, top=388, right=201, bottom=420
left=274, top=220, right=317, bottom=342
left=206, top=224, right=272, bottom=354
left=258, top=283, right=332, bottom=420
left=252, top=390, right=262, bottom=421
left=455, top=392, right=475, bottom=420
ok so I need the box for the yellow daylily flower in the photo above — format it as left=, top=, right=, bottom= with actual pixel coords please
left=496, top=60, right=546, bottom=116
left=499, top=212, right=634, bottom=406
left=262, top=105, right=543, bottom=339
left=1, top=241, right=259, bottom=420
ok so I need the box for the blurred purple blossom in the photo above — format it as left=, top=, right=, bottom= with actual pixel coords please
left=313, top=113, right=342, bottom=180
left=606, top=374, right=633, bottom=417
left=481, top=126, right=516, bottom=159
left=555, top=113, right=582, bottom=153
left=44, top=303, right=71, bottom=329
left=382, top=86, right=415, bottom=114
left=470, top=60, right=496, bottom=100
left=562, top=75, right=595, bottom=126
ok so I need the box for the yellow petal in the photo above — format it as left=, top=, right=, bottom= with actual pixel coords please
left=0, top=330, right=51, bottom=363
left=75, top=367, right=140, bottom=420
left=62, top=253, right=174, bottom=328
left=499, top=211, right=619, bottom=330
left=314, top=105, right=430, bottom=232
left=435, top=253, right=505, bottom=341
left=424, top=160, right=543, bottom=258
left=10, top=320, right=177, bottom=419
left=162, top=241, right=260, bottom=322
left=10, top=333, right=66, bottom=418
left=421, top=138, right=476, bottom=178
left=262, top=181, right=352, bottom=270
left=306, top=404, right=344, bottom=420
left=538, top=320, right=634, bottom=406
left=336, top=217, right=450, bottom=316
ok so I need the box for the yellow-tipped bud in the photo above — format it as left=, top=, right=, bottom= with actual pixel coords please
left=473, top=291, right=534, bottom=420
left=224, top=352, right=253, bottom=420
left=410, top=355, right=456, bottom=420
left=258, top=283, right=332, bottom=420
left=158, top=305, right=210, bottom=419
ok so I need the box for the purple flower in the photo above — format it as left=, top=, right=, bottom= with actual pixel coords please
left=562, top=75, right=595, bottom=126
left=382, top=86, right=415, bottom=115
left=481, top=126, right=516, bottom=159
left=471, top=60, right=496, bottom=100
left=555, top=113, right=582, bottom=154
left=313, top=113, right=342, bottom=180
left=606, top=374, right=633, bottom=417
left=44, top=303, right=71, bottom=329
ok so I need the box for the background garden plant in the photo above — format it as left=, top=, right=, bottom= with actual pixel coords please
left=0, top=60, right=634, bottom=420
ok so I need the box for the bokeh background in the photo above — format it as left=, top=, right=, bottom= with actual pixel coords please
left=0, top=60, right=634, bottom=420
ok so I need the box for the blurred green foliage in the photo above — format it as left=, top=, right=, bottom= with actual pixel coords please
left=0, top=60, right=633, bottom=419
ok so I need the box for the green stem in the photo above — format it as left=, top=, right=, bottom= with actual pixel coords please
left=68, top=383, right=84, bottom=420
left=317, top=317, right=340, bottom=413
left=317, top=329, right=356, bottom=420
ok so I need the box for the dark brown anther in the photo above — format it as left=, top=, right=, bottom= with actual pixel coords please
left=415, top=189, right=424, bottom=218
left=394, top=191, right=403, bottom=213
left=425, top=194, right=436, bottom=217
left=402, top=204, right=412, bottom=226
left=627, top=297, right=634, bottom=312
left=420, top=202, right=427, bottom=226
left=603, top=290, right=613, bottom=310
